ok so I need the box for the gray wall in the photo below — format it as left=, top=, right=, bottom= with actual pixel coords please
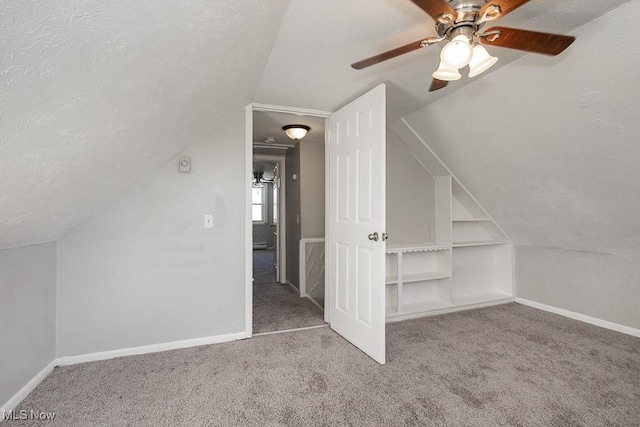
left=252, top=182, right=276, bottom=248
left=402, top=1, right=640, bottom=328
left=286, top=139, right=326, bottom=289
left=516, top=246, right=640, bottom=329
left=285, top=143, right=301, bottom=288
left=0, top=243, right=56, bottom=408
left=386, top=130, right=434, bottom=245
left=300, top=140, right=325, bottom=239
left=56, top=110, right=247, bottom=357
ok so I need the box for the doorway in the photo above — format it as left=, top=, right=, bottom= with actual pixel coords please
left=251, top=109, right=328, bottom=335
left=246, top=86, right=388, bottom=364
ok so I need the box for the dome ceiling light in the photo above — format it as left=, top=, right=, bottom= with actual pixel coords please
left=282, top=125, right=310, bottom=141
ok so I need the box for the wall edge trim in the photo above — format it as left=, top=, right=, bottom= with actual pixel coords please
left=1, top=360, right=56, bottom=418
left=515, top=297, right=640, bottom=338
left=56, top=331, right=248, bottom=366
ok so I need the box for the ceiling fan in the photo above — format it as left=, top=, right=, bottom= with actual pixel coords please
left=351, top=0, right=575, bottom=91
left=253, top=171, right=275, bottom=187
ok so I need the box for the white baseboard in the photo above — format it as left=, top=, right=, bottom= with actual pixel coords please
left=1, top=331, right=248, bottom=420
left=1, top=360, right=56, bottom=417
left=516, top=298, right=640, bottom=338
left=57, top=331, right=248, bottom=366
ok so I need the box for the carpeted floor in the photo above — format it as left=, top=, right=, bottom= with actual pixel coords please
left=253, top=249, right=277, bottom=284
left=7, top=303, right=640, bottom=426
left=253, top=282, right=325, bottom=334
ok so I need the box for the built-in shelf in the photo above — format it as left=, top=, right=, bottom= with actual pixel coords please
left=452, top=292, right=513, bottom=307
left=386, top=271, right=451, bottom=285
left=384, top=127, right=515, bottom=320
left=387, top=299, right=452, bottom=318
left=452, top=240, right=510, bottom=248
left=403, top=272, right=451, bottom=283
left=386, top=243, right=450, bottom=254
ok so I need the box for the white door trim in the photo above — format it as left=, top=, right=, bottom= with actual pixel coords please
left=246, top=104, right=331, bottom=338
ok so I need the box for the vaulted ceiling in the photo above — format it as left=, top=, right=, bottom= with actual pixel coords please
left=1, top=0, right=636, bottom=250
left=1, top=0, right=289, bottom=249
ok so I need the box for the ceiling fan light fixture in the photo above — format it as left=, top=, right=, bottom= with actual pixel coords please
left=440, top=34, right=473, bottom=69
left=468, top=45, right=499, bottom=78
left=283, top=124, right=310, bottom=141
left=432, top=61, right=461, bottom=81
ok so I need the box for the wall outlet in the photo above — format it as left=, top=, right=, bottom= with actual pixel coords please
left=204, top=215, right=213, bottom=228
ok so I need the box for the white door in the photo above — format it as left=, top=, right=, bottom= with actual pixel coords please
left=329, top=84, right=386, bottom=364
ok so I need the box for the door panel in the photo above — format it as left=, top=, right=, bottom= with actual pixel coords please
left=329, top=84, right=386, bottom=364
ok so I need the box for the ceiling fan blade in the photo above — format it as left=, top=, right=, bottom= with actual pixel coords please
left=480, top=26, right=575, bottom=56
left=351, top=37, right=436, bottom=70
left=409, top=0, right=457, bottom=24
left=429, top=78, right=448, bottom=92
left=479, top=0, right=531, bottom=21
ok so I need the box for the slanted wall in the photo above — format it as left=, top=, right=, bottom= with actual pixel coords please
left=403, top=0, right=640, bottom=329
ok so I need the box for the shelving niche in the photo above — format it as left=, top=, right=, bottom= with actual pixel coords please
left=385, top=122, right=514, bottom=322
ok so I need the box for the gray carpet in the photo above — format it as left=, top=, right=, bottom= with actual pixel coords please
left=253, top=249, right=276, bottom=284
left=7, top=304, right=640, bottom=426
left=253, top=282, right=325, bottom=334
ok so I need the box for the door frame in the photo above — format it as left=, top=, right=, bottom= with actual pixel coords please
left=252, top=154, right=286, bottom=283
left=245, top=103, right=332, bottom=338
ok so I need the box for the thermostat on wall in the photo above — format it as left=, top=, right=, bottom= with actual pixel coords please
left=179, top=156, right=191, bottom=173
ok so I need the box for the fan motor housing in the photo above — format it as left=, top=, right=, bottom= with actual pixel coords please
left=436, top=0, right=488, bottom=40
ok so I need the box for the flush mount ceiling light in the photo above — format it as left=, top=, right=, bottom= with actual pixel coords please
left=283, top=125, right=310, bottom=141
left=351, top=0, right=576, bottom=91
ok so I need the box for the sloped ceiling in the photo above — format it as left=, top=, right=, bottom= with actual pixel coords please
left=403, top=0, right=640, bottom=257
left=2, top=0, right=636, bottom=251
left=0, top=0, right=290, bottom=249
left=254, top=0, right=631, bottom=120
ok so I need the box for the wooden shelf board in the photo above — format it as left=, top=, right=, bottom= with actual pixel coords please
left=452, top=292, right=513, bottom=307
left=452, top=240, right=510, bottom=248
left=452, top=218, right=491, bottom=222
left=402, top=272, right=451, bottom=283
left=386, top=243, right=451, bottom=253
left=385, top=276, right=398, bottom=285
left=386, top=299, right=452, bottom=318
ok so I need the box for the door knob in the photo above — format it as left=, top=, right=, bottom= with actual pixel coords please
left=368, top=232, right=379, bottom=241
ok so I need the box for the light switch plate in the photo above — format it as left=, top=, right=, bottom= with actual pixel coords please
left=204, top=215, right=213, bottom=228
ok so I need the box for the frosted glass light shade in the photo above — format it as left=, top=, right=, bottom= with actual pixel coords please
left=468, top=45, right=498, bottom=77
left=432, top=61, right=461, bottom=81
left=283, top=125, right=310, bottom=140
left=440, top=35, right=473, bottom=69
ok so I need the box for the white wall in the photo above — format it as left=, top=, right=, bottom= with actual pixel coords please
left=0, top=243, right=56, bottom=408
left=516, top=246, right=640, bottom=329
left=56, top=110, right=247, bottom=357
left=386, top=130, right=434, bottom=245
left=403, top=0, right=640, bottom=328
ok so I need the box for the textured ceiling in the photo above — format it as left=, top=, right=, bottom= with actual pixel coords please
left=254, top=0, right=633, bottom=119
left=403, top=0, right=640, bottom=257
left=0, top=0, right=290, bottom=249
left=2, top=0, right=635, bottom=250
